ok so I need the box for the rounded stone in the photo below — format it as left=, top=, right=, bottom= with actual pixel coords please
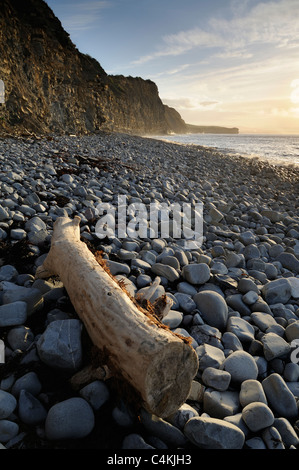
left=7, top=325, right=34, bottom=351
left=0, top=301, right=27, bottom=327
left=162, top=310, right=183, bottom=329
left=193, top=290, right=228, bottom=330
left=151, top=263, right=179, bottom=282
left=201, top=367, right=231, bottom=391
left=166, top=403, right=199, bottom=430
left=45, top=397, right=95, bottom=440
left=261, top=332, right=291, bottom=361
left=184, top=416, right=245, bottom=449
left=18, top=390, right=47, bottom=425
left=11, top=371, right=42, bottom=397
left=0, top=420, right=19, bottom=443
left=0, top=390, right=17, bottom=419
left=239, top=379, right=267, bottom=407
left=242, top=402, right=274, bottom=432
left=36, top=319, right=82, bottom=371
left=226, top=316, right=255, bottom=343
left=122, top=433, right=154, bottom=449
left=222, top=351, right=258, bottom=383
left=0, top=265, right=19, bottom=282
left=262, top=373, right=298, bottom=420
left=182, top=263, right=210, bottom=285
left=285, top=321, right=299, bottom=342
left=261, top=278, right=292, bottom=305
left=79, top=380, right=110, bottom=410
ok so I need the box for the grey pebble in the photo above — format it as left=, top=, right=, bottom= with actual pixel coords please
left=7, top=325, right=34, bottom=351
left=45, top=397, right=95, bottom=440
left=18, top=390, right=47, bottom=425
left=0, top=420, right=19, bottom=443
left=122, top=433, right=154, bottom=449
left=262, top=373, right=298, bottom=420
left=0, top=390, right=17, bottom=419
left=151, top=263, right=179, bottom=282
left=182, top=263, right=210, bottom=285
left=36, top=319, right=82, bottom=371
left=193, top=290, right=228, bottom=330
left=79, top=380, right=110, bottom=410
left=139, top=408, right=187, bottom=447
left=241, top=402, right=274, bottom=432
left=0, top=301, right=27, bottom=327
left=184, top=416, right=245, bottom=449
left=203, top=389, right=240, bottom=419
left=201, top=367, right=231, bottom=391
left=222, top=350, right=258, bottom=383
left=11, top=371, right=42, bottom=398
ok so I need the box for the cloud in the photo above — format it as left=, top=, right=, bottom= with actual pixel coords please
left=163, top=97, right=219, bottom=111
left=132, top=0, right=299, bottom=65
left=56, top=1, right=110, bottom=32
left=199, top=101, right=219, bottom=107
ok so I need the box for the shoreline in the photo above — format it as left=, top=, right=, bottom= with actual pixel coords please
left=0, top=131, right=298, bottom=450
left=145, top=132, right=299, bottom=169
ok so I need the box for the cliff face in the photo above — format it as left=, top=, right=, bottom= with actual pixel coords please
left=0, top=0, right=239, bottom=137
left=0, top=0, right=186, bottom=136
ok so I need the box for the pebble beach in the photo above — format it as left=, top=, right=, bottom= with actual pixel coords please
left=0, top=131, right=299, bottom=450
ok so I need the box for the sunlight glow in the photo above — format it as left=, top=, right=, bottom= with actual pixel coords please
left=290, top=79, right=299, bottom=104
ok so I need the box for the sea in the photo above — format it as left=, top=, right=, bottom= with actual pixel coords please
left=151, top=133, right=299, bottom=167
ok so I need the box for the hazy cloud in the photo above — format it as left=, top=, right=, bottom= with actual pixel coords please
left=163, top=97, right=219, bottom=111
left=57, top=1, right=110, bottom=32
left=132, top=0, right=299, bottom=65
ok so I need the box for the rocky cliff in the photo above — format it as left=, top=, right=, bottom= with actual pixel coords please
left=0, top=0, right=186, bottom=136
left=0, top=0, right=239, bottom=137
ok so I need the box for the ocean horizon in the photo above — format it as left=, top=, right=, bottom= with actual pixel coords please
left=150, top=133, right=299, bottom=167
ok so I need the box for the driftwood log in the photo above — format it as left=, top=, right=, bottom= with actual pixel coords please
left=36, top=216, right=199, bottom=417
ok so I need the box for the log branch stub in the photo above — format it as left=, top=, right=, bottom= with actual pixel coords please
left=36, top=216, right=199, bottom=417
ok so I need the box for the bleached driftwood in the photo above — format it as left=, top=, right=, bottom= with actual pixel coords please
left=36, top=216, right=199, bottom=417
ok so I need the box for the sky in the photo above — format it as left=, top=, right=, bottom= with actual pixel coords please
left=45, top=0, right=299, bottom=134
